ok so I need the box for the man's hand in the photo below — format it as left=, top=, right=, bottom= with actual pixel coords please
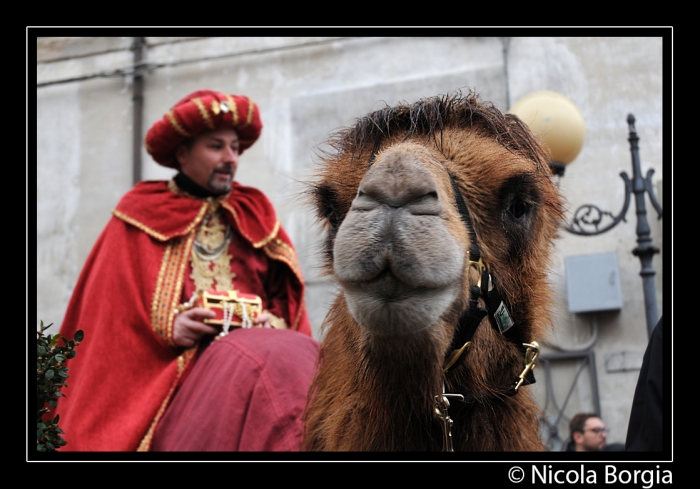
left=253, top=311, right=273, bottom=328
left=173, top=307, right=219, bottom=348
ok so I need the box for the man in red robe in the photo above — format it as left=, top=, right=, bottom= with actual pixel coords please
left=55, top=89, right=316, bottom=451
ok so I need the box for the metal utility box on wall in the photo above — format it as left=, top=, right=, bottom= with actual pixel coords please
left=565, top=252, right=623, bottom=313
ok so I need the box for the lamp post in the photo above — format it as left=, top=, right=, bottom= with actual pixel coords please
left=509, top=91, right=586, bottom=175
left=509, top=92, right=662, bottom=338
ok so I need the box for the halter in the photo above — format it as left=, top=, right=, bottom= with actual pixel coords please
left=363, top=142, right=540, bottom=451
left=433, top=174, right=540, bottom=452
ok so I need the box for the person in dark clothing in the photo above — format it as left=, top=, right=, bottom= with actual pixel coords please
left=565, top=412, right=609, bottom=451
left=625, top=316, right=663, bottom=451
left=601, top=442, right=625, bottom=451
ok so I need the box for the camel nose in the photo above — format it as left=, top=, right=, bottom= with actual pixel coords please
left=353, top=145, right=441, bottom=212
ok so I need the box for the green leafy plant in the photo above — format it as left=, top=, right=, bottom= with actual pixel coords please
left=36, top=321, right=83, bottom=452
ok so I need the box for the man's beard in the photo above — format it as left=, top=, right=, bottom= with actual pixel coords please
left=208, top=169, right=233, bottom=194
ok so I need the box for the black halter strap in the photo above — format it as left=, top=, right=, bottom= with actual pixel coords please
left=444, top=174, right=536, bottom=390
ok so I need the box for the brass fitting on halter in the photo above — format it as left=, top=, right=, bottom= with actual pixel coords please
left=512, top=341, right=540, bottom=392
left=443, top=341, right=471, bottom=373
left=467, top=253, right=488, bottom=290
left=434, top=381, right=465, bottom=452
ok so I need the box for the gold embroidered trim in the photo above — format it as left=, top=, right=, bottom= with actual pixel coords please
left=254, top=220, right=280, bottom=248
left=190, top=209, right=236, bottom=291
left=243, top=96, right=254, bottom=128
left=137, top=348, right=197, bottom=452
left=263, top=237, right=302, bottom=275
left=151, top=233, right=196, bottom=346
left=226, top=94, right=239, bottom=126
left=291, top=301, right=305, bottom=331
left=193, top=97, right=214, bottom=129
left=167, top=109, right=191, bottom=137
left=219, top=202, right=280, bottom=249
left=113, top=203, right=208, bottom=242
left=166, top=178, right=180, bottom=195
left=151, top=243, right=172, bottom=343
left=112, top=209, right=169, bottom=242
left=263, top=237, right=304, bottom=287
left=263, top=235, right=305, bottom=332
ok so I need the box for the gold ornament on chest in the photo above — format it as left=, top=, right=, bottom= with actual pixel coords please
left=191, top=208, right=236, bottom=292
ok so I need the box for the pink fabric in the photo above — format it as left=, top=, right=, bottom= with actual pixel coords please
left=150, top=328, right=320, bottom=451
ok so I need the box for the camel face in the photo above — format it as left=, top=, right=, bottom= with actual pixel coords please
left=305, top=91, right=564, bottom=451
left=333, top=142, right=466, bottom=335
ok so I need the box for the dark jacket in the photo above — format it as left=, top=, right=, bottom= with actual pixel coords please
left=625, top=316, right=663, bottom=451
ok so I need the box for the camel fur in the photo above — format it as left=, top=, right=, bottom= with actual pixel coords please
left=303, top=91, right=564, bottom=451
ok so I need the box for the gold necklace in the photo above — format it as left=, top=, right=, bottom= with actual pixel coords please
left=190, top=209, right=236, bottom=291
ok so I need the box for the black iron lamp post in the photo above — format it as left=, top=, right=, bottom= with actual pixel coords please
left=510, top=92, right=663, bottom=338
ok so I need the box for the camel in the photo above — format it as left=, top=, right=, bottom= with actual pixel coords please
left=303, top=90, right=564, bottom=451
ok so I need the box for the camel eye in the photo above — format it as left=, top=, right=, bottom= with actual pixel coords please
left=328, top=211, right=341, bottom=230
left=508, top=198, right=529, bottom=220
left=314, top=183, right=345, bottom=230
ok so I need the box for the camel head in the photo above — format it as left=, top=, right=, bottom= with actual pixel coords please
left=305, top=91, right=564, bottom=451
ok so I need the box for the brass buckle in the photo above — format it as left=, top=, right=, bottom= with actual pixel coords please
left=468, top=254, right=487, bottom=290
left=434, top=381, right=465, bottom=452
left=443, top=341, right=471, bottom=372
left=513, top=341, right=539, bottom=392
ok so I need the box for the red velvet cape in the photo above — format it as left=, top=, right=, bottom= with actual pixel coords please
left=55, top=180, right=310, bottom=451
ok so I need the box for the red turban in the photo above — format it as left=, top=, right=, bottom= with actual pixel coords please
left=145, top=89, right=263, bottom=168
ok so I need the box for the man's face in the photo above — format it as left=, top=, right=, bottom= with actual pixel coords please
left=176, top=128, right=240, bottom=194
left=575, top=417, right=608, bottom=451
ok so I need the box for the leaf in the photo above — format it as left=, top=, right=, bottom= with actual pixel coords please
left=39, top=321, right=54, bottom=331
left=74, top=330, right=84, bottom=342
left=36, top=320, right=81, bottom=451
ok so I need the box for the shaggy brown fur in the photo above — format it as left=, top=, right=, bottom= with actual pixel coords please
left=304, top=91, right=564, bottom=451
